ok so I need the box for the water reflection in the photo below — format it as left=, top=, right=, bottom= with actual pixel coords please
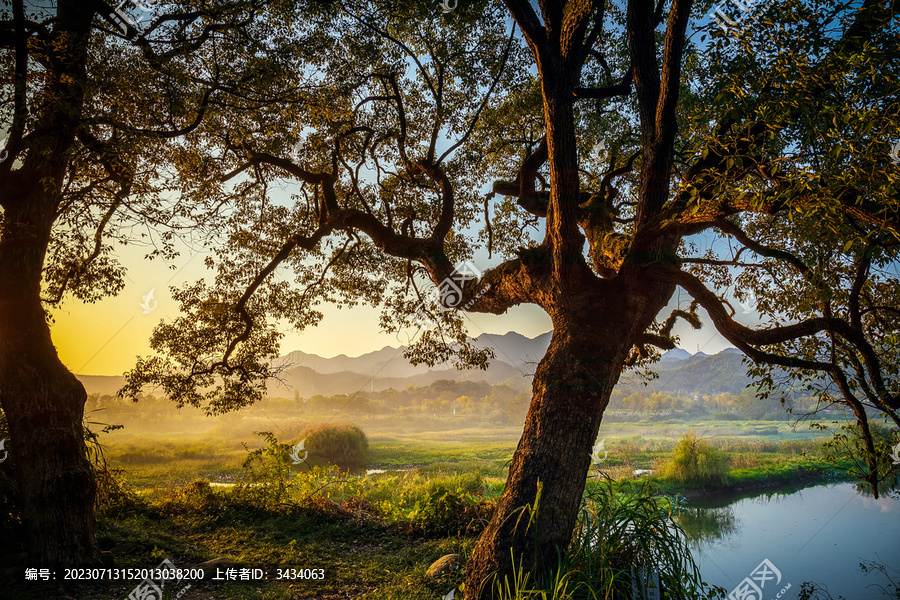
left=683, top=482, right=900, bottom=600
left=674, top=505, right=738, bottom=548
left=853, top=470, right=900, bottom=498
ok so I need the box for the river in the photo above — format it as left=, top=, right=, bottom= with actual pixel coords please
left=677, top=482, right=900, bottom=599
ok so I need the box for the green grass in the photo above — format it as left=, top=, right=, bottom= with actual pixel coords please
left=0, top=418, right=844, bottom=599
left=99, top=422, right=835, bottom=500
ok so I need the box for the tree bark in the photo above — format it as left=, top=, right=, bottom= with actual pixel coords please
left=0, top=0, right=102, bottom=567
left=463, top=5, right=682, bottom=593
left=464, top=280, right=670, bottom=598
left=0, top=196, right=103, bottom=568
left=0, top=203, right=103, bottom=567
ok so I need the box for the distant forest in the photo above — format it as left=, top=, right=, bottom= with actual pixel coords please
left=86, top=374, right=828, bottom=428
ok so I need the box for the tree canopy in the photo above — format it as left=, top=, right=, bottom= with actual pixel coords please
left=118, top=0, right=900, bottom=491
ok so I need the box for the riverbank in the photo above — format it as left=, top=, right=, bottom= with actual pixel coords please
left=651, top=463, right=850, bottom=500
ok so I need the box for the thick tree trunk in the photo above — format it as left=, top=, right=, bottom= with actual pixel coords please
left=463, top=292, right=660, bottom=599
left=0, top=205, right=103, bottom=567
left=461, top=20, right=681, bottom=592
left=0, top=1, right=102, bottom=567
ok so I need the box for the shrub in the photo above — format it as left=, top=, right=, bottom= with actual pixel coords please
left=406, top=484, right=488, bottom=536
left=659, top=432, right=730, bottom=486
left=490, top=478, right=724, bottom=599
left=302, top=423, right=369, bottom=469
left=233, top=431, right=295, bottom=509
left=159, top=478, right=219, bottom=514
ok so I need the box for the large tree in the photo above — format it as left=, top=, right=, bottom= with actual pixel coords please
left=0, top=0, right=269, bottom=566
left=122, top=0, right=900, bottom=597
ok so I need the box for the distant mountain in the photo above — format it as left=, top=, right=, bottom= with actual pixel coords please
left=276, top=346, right=432, bottom=379
left=265, top=361, right=523, bottom=397
left=473, top=331, right=551, bottom=371
left=77, top=332, right=753, bottom=399
left=619, top=350, right=751, bottom=396
left=660, top=348, right=691, bottom=361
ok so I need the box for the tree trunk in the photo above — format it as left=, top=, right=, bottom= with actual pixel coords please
left=0, top=1, right=102, bottom=567
left=463, top=288, right=664, bottom=598
left=0, top=203, right=103, bottom=567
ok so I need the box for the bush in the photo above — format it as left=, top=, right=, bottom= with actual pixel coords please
left=302, top=423, right=369, bottom=469
left=237, top=431, right=294, bottom=508
left=158, top=478, right=218, bottom=513
left=489, top=478, right=724, bottom=599
left=406, top=484, right=488, bottom=536
left=659, top=432, right=730, bottom=486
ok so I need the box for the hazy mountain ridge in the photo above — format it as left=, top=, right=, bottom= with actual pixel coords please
left=276, top=346, right=429, bottom=378
left=472, top=331, right=552, bottom=368
left=78, top=331, right=750, bottom=398
left=621, top=351, right=751, bottom=396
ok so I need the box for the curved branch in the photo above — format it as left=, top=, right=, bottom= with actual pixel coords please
left=42, top=197, right=123, bottom=305
left=82, top=81, right=219, bottom=140
left=208, top=224, right=333, bottom=375
left=715, top=220, right=811, bottom=276
left=648, top=265, right=837, bottom=371
left=465, top=257, right=540, bottom=315
left=649, top=265, right=900, bottom=410
left=491, top=138, right=549, bottom=217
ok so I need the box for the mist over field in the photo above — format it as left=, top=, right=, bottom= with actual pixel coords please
left=78, top=332, right=833, bottom=499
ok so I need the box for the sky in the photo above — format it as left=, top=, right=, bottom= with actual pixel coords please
left=51, top=239, right=743, bottom=377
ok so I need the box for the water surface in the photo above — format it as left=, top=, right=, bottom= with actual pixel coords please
left=680, top=482, right=900, bottom=599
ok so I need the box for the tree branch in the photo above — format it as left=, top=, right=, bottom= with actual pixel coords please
left=503, top=0, right=547, bottom=56
left=572, top=66, right=633, bottom=100
left=649, top=265, right=900, bottom=410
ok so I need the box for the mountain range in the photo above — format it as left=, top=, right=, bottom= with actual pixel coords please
left=77, top=331, right=753, bottom=398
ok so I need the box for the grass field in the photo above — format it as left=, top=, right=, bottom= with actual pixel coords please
left=2, top=416, right=846, bottom=599
left=97, top=417, right=833, bottom=495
